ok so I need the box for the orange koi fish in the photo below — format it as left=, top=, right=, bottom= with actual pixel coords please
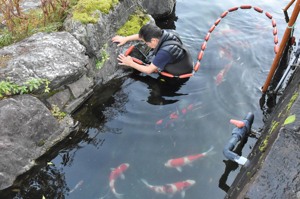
left=164, top=146, right=214, bottom=172
left=141, top=179, right=195, bottom=198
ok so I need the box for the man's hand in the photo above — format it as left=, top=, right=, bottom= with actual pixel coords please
left=117, top=54, right=134, bottom=67
left=111, top=36, right=127, bottom=46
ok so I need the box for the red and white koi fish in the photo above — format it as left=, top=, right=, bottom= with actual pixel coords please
left=141, top=179, right=196, bottom=198
left=155, top=103, right=202, bottom=130
left=164, top=146, right=214, bottom=172
left=218, top=46, right=232, bottom=60
left=109, top=163, right=129, bottom=199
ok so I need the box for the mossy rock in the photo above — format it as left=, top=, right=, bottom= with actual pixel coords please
left=116, top=12, right=150, bottom=36
left=72, top=0, right=118, bottom=24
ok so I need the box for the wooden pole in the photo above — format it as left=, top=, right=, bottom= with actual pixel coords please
left=262, top=0, right=300, bottom=93
left=284, top=0, right=296, bottom=11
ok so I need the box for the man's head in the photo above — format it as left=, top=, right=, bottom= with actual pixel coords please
left=139, top=24, right=162, bottom=48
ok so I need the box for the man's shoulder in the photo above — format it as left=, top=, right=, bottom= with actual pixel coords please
left=156, top=49, right=173, bottom=58
left=152, top=49, right=173, bottom=69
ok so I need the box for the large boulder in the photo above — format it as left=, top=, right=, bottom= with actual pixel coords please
left=0, top=32, right=89, bottom=90
left=141, top=0, right=176, bottom=19
left=0, top=95, right=71, bottom=190
left=63, top=0, right=141, bottom=58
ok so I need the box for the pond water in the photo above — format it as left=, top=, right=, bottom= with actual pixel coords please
left=3, top=0, right=300, bottom=199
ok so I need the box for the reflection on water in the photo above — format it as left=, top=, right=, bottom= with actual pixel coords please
left=2, top=1, right=299, bottom=199
left=129, top=72, right=189, bottom=105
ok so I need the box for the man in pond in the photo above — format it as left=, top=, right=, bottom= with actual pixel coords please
left=111, top=23, right=194, bottom=77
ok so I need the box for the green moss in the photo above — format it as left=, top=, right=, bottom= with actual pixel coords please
left=72, top=0, right=118, bottom=24
left=259, top=120, right=279, bottom=152
left=246, top=172, right=251, bottom=177
left=37, top=139, right=46, bottom=147
left=259, top=135, right=269, bottom=152
left=269, top=120, right=279, bottom=134
left=116, top=12, right=150, bottom=36
left=287, top=91, right=299, bottom=111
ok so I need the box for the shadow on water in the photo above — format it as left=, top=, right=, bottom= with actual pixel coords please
left=0, top=127, right=99, bottom=199
left=72, top=76, right=129, bottom=129
left=128, top=72, right=189, bottom=106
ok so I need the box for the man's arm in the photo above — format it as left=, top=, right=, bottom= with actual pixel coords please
left=111, top=34, right=141, bottom=46
left=117, top=54, right=158, bottom=74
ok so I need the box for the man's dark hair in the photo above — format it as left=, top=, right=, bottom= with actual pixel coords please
left=139, top=24, right=162, bottom=42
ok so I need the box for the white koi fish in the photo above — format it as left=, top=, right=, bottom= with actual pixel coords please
left=141, top=179, right=195, bottom=198
left=109, top=163, right=129, bottom=198
left=164, top=146, right=214, bottom=172
left=69, top=180, right=84, bottom=193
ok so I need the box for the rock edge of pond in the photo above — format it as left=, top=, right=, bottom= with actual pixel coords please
left=225, top=63, right=300, bottom=199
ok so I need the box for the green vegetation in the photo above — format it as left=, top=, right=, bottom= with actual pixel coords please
left=72, top=0, right=118, bottom=24
left=284, top=114, right=296, bottom=125
left=51, top=104, right=67, bottom=120
left=116, top=11, right=150, bottom=36
left=259, top=120, right=279, bottom=152
left=0, top=78, right=50, bottom=98
left=96, top=44, right=109, bottom=69
left=0, top=0, right=71, bottom=48
left=0, top=0, right=119, bottom=46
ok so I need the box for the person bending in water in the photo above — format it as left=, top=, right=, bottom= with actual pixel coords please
left=112, top=24, right=194, bottom=76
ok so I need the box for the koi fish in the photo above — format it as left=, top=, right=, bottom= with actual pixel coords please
left=218, top=45, right=232, bottom=59
left=141, top=179, right=195, bottom=198
left=155, top=103, right=201, bottom=130
left=214, top=24, right=241, bottom=37
left=109, top=163, right=130, bottom=198
left=214, top=61, right=233, bottom=86
left=69, top=180, right=84, bottom=193
left=164, top=146, right=214, bottom=172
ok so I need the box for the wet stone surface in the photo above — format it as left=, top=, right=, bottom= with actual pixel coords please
left=225, top=64, right=300, bottom=199
left=245, top=128, right=300, bottom=198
